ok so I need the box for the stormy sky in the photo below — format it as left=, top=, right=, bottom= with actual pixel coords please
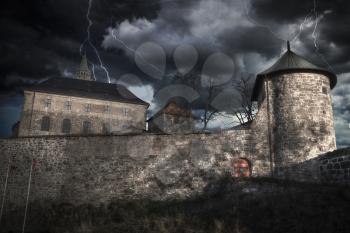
left=0, top=0, right=349, bottom=147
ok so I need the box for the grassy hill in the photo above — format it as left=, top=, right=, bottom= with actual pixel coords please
left=2, top=178, right=350, bottom=233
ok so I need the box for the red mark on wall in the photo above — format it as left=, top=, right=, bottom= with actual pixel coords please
left=233, top=158, right=251, bottom=177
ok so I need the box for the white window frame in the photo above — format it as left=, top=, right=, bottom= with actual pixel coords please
left=44, top=98, right=52, bottom=109
left=64, top=101, right=72, bottom=110
left=84, top=103, right=92, bottom=112
left=123, top=108, right=128, bottom=116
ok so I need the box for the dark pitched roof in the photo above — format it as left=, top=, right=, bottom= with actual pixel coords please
left=251, top=42, right=337, bottom=101
left=22, top=77, right=149, bottom=106
left=147, top=101, right=193, bottom=121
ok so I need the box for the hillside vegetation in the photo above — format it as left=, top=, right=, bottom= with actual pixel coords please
left=2, top=178, right=350, bottom=233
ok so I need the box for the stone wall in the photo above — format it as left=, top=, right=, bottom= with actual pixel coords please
left=18, top=91, right=147, bottom=136
left=274, top=149, right=350, bottom=185
left=0, top=125, right=271, bottom=208
left=319, top=150, right=350, bottom=185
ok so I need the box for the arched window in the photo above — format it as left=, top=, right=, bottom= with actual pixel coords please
left=62, top=119, right=71, bottom=133
left=233, top=158, right=251, bottom=177
left=83, top=121, right=92, bottom=134
left=102, top=123, right=111, bottom=134
left=41, top=116, right=50, bottom=131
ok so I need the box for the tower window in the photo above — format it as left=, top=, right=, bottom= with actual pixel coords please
left=104, top=105, right=111, bottom=114
left=44, top=98, right=51, bottom=108
left=64, top=101, right=72, bottom=110
left=83, top=121, right=92, bottom=134
left=84, top=104, right=92, bottom=112
left=322, top=86, right=328, bottom=94
left=41, top=116, right=50, bottom=131
left=62, top=119, right=71, bottom=133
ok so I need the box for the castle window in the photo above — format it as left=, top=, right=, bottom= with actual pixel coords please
left=83, top=121, right=92, bottom=134
left=322, top=86, right=328, bottom=94
left=102, top=123, right=111, bottom=134
left=64, top=101, right=72, bottom=110
left=62, top=119, right=71, bottom=133
left=41, top=116, right=50, bottom=131
left=123, top=108, right=128, bottom=116
left=84, top=104, right=92, bottom=112
left=104, top=105, right=111, bottom=114
left=44, top=98, right=51, bottom=108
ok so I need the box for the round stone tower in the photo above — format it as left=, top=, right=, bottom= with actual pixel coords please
left=251, top=42, right=337, bottom=177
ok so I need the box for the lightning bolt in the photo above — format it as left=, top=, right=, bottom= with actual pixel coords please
left=80, top=0, right=112, bottom=83
left=91, top=63, right=97, bottom=81
left=309, top=0, right=335, bottom=72
left=246, top=0, right=335, bottom=73
left=311, top=0, right=319, bottom=51
left=290, top=12, right=313, bottom=43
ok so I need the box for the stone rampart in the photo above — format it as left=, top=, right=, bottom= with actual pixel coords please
left=0, top=129, right=271, bottom=208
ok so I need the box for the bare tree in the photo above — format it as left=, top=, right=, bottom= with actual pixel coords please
left=170, top=71, right=222, bottom=131
left=200, top=78, right=221, bottom=131
left=168, top=72, right=256, bottom=130
left=231, top=74, right=257, bottom=125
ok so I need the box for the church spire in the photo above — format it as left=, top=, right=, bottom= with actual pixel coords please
left=74, top=54, right=93, bottom=81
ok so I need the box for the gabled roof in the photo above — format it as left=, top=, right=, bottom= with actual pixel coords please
left=22, top=77, right=149, bottom=106
left=251, top=41, right=337, bottom=101
left=147, top=101, right=192, bottom=121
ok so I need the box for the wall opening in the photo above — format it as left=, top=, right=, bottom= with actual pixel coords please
left=233, top=158, right=251, bottom=177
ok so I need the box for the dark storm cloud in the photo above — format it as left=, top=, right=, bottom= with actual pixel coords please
left=251, top=0, right=350, bottom=70
left=217, top=26, right=282, bottom=57
left=0, top=0, right=161, bottom=95
left=1, top=0, right=349, bottom=92
left=0, top=0, right=349, bottom=143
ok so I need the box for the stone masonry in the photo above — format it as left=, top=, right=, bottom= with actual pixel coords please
left=262, top=73, right=337, bottom=177
left=319, top=153, right=350, bottom=185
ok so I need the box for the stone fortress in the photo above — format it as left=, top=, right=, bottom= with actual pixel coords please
left=1, top=42, right=349, bottom=216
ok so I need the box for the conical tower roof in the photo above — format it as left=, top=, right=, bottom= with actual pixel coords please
left=74, top=54, right=93, bottom=81
left=251, top=41, right=337, bottom=101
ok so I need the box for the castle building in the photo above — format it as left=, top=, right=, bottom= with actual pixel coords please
left=0, top=43, right=343, bottom=229
left=17, top=55, right=149, bottom=136
left=252, top=41, right=337, bottom=176
left=147, top=101, right=195, bottom=133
